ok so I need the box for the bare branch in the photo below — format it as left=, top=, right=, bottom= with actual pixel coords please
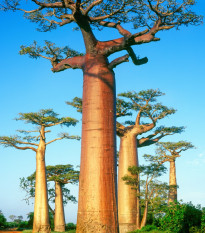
left=46, top=137, right=64, bottom=145
left=126, top=47, right=148, bottom=66
left=85, top=0, right=103, bottom=15
left=52, top=56, right=85, bottom=72
left=108, top=54, right=129, bottom=70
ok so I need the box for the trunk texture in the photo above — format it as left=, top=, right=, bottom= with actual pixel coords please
left=168, top=160, right=177, bottom=204
left=76, top=54, right=118, bottom=233
left=33, top=127, right=50, bottom=233
left=118, top=133, right=139, bottom=233
left=54, top=182, right=65, bottom=232
left=140, top=201, right=148, bottom=229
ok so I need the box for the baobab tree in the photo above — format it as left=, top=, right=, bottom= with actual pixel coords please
left=1, top=1, right=202, bottom=232
left=116, top=89, right=178, bottom=232
left=20, top=164, right=79, bottom=232
left=154, top=141, right=195, bottom=204
left=0, top=109, right=79, bottom=233
left=67, top=92, right=184, bottom=231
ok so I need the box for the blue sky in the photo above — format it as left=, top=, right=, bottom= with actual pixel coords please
left=0, top=0, right=205, bottom=224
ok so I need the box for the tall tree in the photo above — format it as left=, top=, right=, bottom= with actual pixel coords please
left=1, top=1, right=202, bottom=232
left=0, top=109, right=79, bottom=233
left=20, top=164, right=79, bottom=232
left=154, top=141, right=195, bottom=203
left=117, top=89, right=177, bottom=231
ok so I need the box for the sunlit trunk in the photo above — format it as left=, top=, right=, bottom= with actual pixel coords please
left=77, top=54, right=118, bottom=233
left=54, top=182, right=65, bottom=232
left=168, top=160, right=177, bottom=203
left=118, top=133, right=139, bottom=233
left=140, top=201, right=148, bottom=229
left=33, top=127, right=50, bottom=233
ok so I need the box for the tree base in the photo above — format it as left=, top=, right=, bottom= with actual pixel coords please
left=54, top=224, right=65, bottom=232
left=77, top=212, right=118, bottom=233
left=119, top=223, right=137, bottom=233
left=33, top=224, right=51, bottom=233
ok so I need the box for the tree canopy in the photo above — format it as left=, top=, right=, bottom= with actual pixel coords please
left=0, top=109, right=80, bottom=152
left=20, top=164, right=79, bottom=206
left=1, top=0, right=202, bottom=70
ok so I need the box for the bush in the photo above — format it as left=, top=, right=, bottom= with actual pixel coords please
left=17, top=221, right=30, bottom=230
left=0, top=210, right=7, bottom=229
left=66, top=222, right=76, bottom=230
left=201, top=208, right=205, bottom=232
left=158, top=202, right=203, bottom=233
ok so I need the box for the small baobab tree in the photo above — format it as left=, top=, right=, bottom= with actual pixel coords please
left=20, top=164, right=79, bottom=232
left=1, top=1, right=202, bottom=231
left=154, top=141, right=195, bottom=204
left=0, top=109, right=79, bottom=233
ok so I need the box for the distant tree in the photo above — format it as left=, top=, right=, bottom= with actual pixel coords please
left=21, top=164, right=79, bottom=232
left=0, top=109, right=79, bottom=233
left=1, top=0, right=202, bottom=231
left=9, top=215, right=16, bottom=222
left=122, top=154, right=167, bottom=229
left=152, top=141, right=195, bottom=203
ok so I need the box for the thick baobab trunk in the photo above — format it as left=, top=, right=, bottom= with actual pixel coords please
left=77, top=54, right=118, bottom=233
left=118, top=133, right=139, bottom=233
left=33, top=127, right=50, bottom=233
left=54, top=182, right=65, bottom=232
left=168, top=160, right=177, bottom=203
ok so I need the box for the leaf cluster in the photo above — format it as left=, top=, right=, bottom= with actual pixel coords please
left=118, top=89, right=176, bottom=125
left=20, top=41, right=84, bottom=62
left=156, top=141, right=195, bottom=159
left=16, top=109, right=78, bottom=127
left=1, top=0, right=202, bottom=33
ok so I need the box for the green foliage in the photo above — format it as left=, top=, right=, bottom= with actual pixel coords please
left=122, top=156, right=168, bottom=224
left=155, top=141, right=195, bottom=163
left=20, top=164, right=79, bottom=206
left=20, top=40, right=84, bottom=61
left=154, top=126, right=185, bottom=136
left=66, top=223, right=76, bottom=230
left=158, top=202, right=202, bottom=233
left=1, top=0, right=202, bottom=33
left=201, top=208, right=205, bottom=232
left=0, top=109, right=80, bottom=151
left=0, top=210, right=7, bottom=229
left=66, top=97, right=83, bottom=113
left=159, top=202, right=186, bottom=233
left=118, top=89, right=176, bottom=126
left=16, top=109, right=78, bottom=127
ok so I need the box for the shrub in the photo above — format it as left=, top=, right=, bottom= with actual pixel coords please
left=158, top=202, right=203, bottom=233
left=66, top=222, right=76, bottom=230
left=0, top=210, right=7, bottom=229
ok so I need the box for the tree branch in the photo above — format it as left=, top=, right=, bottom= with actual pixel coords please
left=85, top=0, right=103, bottom=15
left=108, top=54, right=129, bottom=69
left=11, top=144, right=37, bottom=152
left=52, top=56, right=85, bottom=72
left=126, top=47, right=148, bottom=66
left=46, top=137, right=64, bottom=145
